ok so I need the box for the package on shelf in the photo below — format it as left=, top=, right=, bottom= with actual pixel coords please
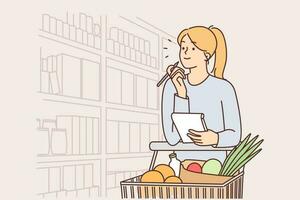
left=79, top=117, right=87, bottom=154
left=49, top=72, right=60, bottom=94
left=118, top=29, right=124, bottom=44
left=84, top=164, right=94, bottom=188
left=49, top=16, right=57, bottom=34
left=129, top=122, right=140, bottom=152
left=86, top=118, right=94, bottom=154
left=106, top=67, right=121, bottom=104
left=144, top=40, right=150, bottom=55
left=76, top=28, right=83, bottom=43
left=123, top=31, right=129, bottom=46
left=94, top=36, right=101, bottom=49
left=125, top=46, right=130, bottom=59
left=134, top=36, right=140, bottom=50
left=129, top=34, right=134, bottom=49
left=49, top=167, right=61, bottom=192
left=110, top=27, right=118, bottom=41
left=106, top=120, right=119, bottom=153
left=69, top=26, right=76, bottom=41
left=121, top=71, right=134, bottom=105
left=87, top=33, right=94, bottom=47
left=37, top=128, right=50, bottom=155
left=56, top=20, right=63, bottom=37
left=61, top=54, right=81, bottom=97
left=47, top=56, right=53, bottom=72
left=107, top=39, right=114, bottom=53
left=120, top=44, right=125, bottom=57
left=94, top=24, right=101, bottom=36
left=86, top=16, right=93, bottom=33
left=63, top=165, right=76, bottom=190
left=37, top=168, right=49, bottom=194
left=130, top=48, right=135, bottom=61
left=119, top=122, right=130, bottom=153
left=93, top=118, right=100, bottom=154
left=82, top=30, right=88, bottom=45
left=150, top=56, right=157, bottom=68
left=135, top=51, right=141, bottom=63
left=141, top=53, right=147, bottom=65
left=79, top=13, right=87, bottom=30
left=114, top=41, right=120, bottom=56
left=139, top=38, right=145, bottom=52
left=82, top=59, right=100, bottom=100
left=42, top=119, right=56, bottom=130
left=63, top=22, right=70, bottom=38
left=56, top=116, right=73, bottom=154
left=136, top=76, right=147, bottom=107
left=72, top=116, right=80, bottom=154
left=75, top=165, right=84, bottom=189
left=51, top=128, right=67, bottom=155
left=146, top=55, right=151, bottom=66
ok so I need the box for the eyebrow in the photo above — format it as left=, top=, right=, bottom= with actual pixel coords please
left=181, top=41, right=185, bottom=43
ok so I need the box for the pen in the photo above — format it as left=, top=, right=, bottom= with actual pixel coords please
left=156, top=61, right=179, bottom=87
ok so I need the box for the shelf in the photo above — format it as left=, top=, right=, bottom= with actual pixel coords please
left=39, top=92, right=160, bottom=114
left=106, top=152, right=153, bottom=159
left=106, top=52, right=160, bottom=75
left=39, top=30, right=102, bottom=56
left=39, top=92, right=102, bottom=108
left=37, top=154, right=101, bottom=163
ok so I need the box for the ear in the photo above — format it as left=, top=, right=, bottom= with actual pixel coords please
left=204, top=53, right=210, bottom=61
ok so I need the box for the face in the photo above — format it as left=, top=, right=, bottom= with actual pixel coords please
left=179, top=35, right=208, bottom=69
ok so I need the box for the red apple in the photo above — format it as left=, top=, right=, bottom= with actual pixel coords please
left=187, top=162, right=202, bottom=173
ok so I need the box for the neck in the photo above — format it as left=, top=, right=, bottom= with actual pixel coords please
left=188, top=62, right=209, bottom=85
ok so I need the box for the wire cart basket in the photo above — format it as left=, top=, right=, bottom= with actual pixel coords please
left=120, top=141, right=244, bottom=199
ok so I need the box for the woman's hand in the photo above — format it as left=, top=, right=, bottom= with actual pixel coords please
left=167, top=65, right=187, bottom=98
left=187, top=129, right=219, bottom=146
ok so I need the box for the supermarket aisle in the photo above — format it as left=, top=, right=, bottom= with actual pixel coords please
left=36, top=12, right=177, bottom=198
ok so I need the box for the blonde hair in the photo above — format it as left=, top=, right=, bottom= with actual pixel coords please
left=177, top=26, right=227, bottom=79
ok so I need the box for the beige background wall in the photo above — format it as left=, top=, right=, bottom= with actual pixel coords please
left=0, top=0, right=299, bottom=199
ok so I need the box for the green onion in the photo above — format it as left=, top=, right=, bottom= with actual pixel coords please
left=219, top=134, right=263, bottom=176
left=222, top=135, right=259, bottom=175
left=225, top=139, right=263, bottom=176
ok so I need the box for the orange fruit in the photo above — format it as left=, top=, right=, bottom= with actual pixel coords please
left=165, top=176, right=182, bottom=183
left=154, top=164, right=175, bottom=179
left=141, top=170, right=164, bottom=183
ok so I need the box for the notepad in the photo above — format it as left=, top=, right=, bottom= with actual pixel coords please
left=171, top=113, right=208, bottom=143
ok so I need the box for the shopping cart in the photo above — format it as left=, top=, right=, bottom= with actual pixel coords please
left=120, top=141, right=244, bottom=199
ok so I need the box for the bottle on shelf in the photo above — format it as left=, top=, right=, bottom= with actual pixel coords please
left=169, top=152, right=181, bottom=176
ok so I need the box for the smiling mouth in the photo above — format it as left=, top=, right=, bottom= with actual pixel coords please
left=184, top=57, right=191, bottom=60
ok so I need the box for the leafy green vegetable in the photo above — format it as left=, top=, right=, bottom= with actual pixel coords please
left=219, top=134, right=263, bottom=176
left=219, top=134, right=251, bottom=175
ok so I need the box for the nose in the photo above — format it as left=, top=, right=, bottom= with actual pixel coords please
left=184, top=47, right=188, bottom=54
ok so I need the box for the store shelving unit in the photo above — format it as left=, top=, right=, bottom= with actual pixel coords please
left=37, top=13, right=177, bottom=198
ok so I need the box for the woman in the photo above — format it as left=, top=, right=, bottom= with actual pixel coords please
left=162, top=26, right=241, bottom=162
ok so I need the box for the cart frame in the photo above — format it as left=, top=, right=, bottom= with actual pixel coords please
left=120, top=141, right=244, bottom=199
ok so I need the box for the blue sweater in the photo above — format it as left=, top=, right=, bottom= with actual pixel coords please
left=162, top=75, right=242, bottom=162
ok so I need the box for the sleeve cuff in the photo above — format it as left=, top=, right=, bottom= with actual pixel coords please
left=174, top=94, right=190, bottom=113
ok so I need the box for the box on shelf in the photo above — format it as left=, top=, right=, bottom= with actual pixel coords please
left=94, top=36, right=101, bottom=49
left=63, top=166, right=76, bottom=190
left=110, top=27, right=118, bottom=41
left=114, top=41, right=120, bottom=56
left=51, top=128, right=67, bottom=155
left=94, top=24, right=101, bottom=36
left=107, top=39, right=114, bottom=53
left=37, top=128, right=50, bottom=155
left=42, top=14, right=50, bottom=32
left=81, top=59, right=100, bottom=100
left=49, top=167, right=61, bottom=192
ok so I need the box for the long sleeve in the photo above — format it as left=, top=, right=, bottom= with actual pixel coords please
left=216, top=81, right=242, bottom=147
left=162, top=80, right=190, bottom=145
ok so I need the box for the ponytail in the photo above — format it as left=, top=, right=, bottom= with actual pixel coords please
left=177, top=26, right=228, bottom=79
left=210, top=27, right=227, bottom=79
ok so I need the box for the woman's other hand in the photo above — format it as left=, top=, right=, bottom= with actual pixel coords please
left=167, top=65, right=187, bottom=98
left=187, top=129, right=219, bottom=146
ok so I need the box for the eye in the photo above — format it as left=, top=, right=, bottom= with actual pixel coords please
left=192, top=47, right=195, bottom=50
left=182, top=47, right=185, bottom=50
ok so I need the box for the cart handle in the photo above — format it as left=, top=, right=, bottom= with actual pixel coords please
left=149, top=141, right=233, bottom=152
